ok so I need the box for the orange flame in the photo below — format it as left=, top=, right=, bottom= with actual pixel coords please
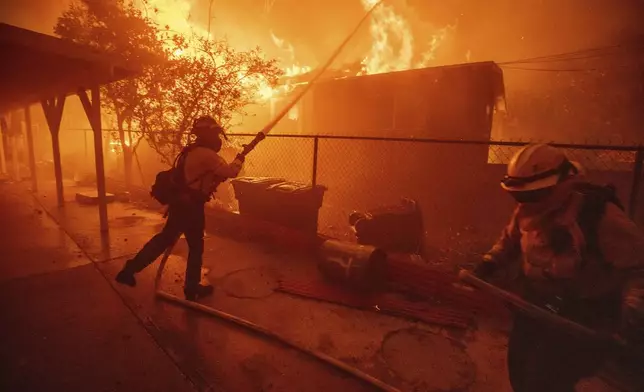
left=139, top=0, right=207, bottom=38
left=359, top=0, right=454, bottom=75
left=137, top=0, right=454, bottom=106
left=109, top=138, right=131, bottom=154
left=256, top=31, right=313, bottom=103
left=270, top=31, right=313, bottom=78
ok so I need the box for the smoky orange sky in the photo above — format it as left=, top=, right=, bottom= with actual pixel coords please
left=2, top=0, right=644, bottom=67
left=3, top=0, right=644, bottom=142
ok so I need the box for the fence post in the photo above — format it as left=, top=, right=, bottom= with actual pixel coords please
left=312, top=136, right=319, bottom=186
left=629, top=148, right=644, bottom=220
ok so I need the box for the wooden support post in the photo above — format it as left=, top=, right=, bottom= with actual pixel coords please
left=10, top=131, right=19, bottom=181
left=78, top=86, right=108, bottom=233
left=24, top=105, right=38, bottom=192
left=0, top=127, right=6, bottom=177
left=629, top=149, right=644, bottom=220
left=41, top=95, right=66, bottom=207
left=0, top=114, right=7, bottom=176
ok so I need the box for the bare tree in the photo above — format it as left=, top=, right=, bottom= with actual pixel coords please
left=137, top=35, right=283, bottom=165
left=55, top=0, right=282, bottom=183
left=55, top=0, right=168, bottom=190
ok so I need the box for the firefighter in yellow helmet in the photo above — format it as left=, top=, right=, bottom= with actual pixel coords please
left=474, top=143, right=644, bottom=391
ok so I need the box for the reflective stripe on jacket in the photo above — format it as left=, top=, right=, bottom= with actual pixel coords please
left=486, top=180, right=644, bottom=298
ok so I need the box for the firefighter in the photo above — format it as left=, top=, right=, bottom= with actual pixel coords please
left=473, top=143, right=644, bottom=391
left=116, top=116, right=244, bottom=301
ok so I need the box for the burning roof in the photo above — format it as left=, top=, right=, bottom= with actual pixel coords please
left=139, top=0, right=458, bottom=102
left=307, top=61, right=506, bottom=139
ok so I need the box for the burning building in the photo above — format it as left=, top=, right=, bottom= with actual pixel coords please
left=248, top=60, right=506, bottom=141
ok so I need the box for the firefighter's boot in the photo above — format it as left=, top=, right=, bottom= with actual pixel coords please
left=184, top=284, right=214, bottom=301
left=115, top=260, right=138, bottom=287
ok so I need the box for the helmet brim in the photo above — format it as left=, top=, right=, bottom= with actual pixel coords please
left=501, top=174, right=559, bottom=192
left=501, top=161, right=584, bottom=192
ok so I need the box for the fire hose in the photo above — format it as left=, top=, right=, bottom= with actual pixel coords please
left=237, top=0, right=385, bottom=158
left=458, top=269, right=627, bottom=348
left=153, top=3, right=402, bottom=392
left=154, top=244, right=399, bottom=392
left=458, top=270, right=644, bottom=391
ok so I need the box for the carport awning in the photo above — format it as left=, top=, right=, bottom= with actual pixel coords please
left=0, top=22, right=147, bottom=233
left=0, top=22, right=140, bottom=112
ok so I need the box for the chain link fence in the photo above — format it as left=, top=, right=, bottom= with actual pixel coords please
left=50, top=128, right=643, bottom=266
left=225, top=134, right=644, bottom=265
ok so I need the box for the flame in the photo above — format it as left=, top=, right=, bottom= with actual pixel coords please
left=270, top=30, right=313, bottom=78
left=288, top=105, right=299, bottom=121
left=137, top=1, right=306, bottom=102
left=359, top=0, right=453, bottom=75
left=359, top=0, right=413, bottom=75
left=416, top=25, right=453, bottom=67
left=284, top=64, right=312, bottom=77
left=137, top=0, right=210, bottom=60
left=139, top=0, right=207, bottom=38
left=134, top=0, right=454, bottom=113
left=258, top=84, right=276, bottom=100
left=109, top=138, right=131, bottom=153
left=255, top=31, right=313, bottom=102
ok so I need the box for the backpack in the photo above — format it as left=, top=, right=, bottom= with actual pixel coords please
left=576, top=183, right=625, bottom=265
left=150, top=145, right=197, bottom=205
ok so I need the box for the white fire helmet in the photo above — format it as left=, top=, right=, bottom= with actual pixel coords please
left=501, top=143, right=584, bottom=192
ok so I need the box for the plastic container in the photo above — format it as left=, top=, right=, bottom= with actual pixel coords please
left=231, top=177, right=326, bottom=234
left=317, top=239, right=387, bottom=291
left=231, top=177, right=286, bottom=197
left=231, top=177, right=286, bottom=219
left=351, top=199, right=423, bottom=253
left=263, top=182, right=325, bottom=232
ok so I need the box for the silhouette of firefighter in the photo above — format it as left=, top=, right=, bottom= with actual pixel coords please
left=116, top=116, right=245, bottom=301
left=473, top=143, right=644, bottom=391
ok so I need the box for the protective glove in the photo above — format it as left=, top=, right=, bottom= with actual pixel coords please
left=473, top=255, right=499, bottom=279
left=473, top=262, right=498, bottom=278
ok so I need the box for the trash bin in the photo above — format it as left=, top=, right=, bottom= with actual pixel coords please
left=231, top=177, right=326, bottom=234
left=231, top=177, right=286, bottom=219
left=350, top=198, right=423, bottom=253
left=262, top=181, right=326, bottom=233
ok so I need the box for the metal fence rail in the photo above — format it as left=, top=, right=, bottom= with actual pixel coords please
left=225, top=132, right=644, bottom=211
left=63, top=128, right=644, bottom=264
left=223, top=133, right=644, bottom=263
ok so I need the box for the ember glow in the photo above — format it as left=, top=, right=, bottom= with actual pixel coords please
left=359, top=0, right=453, bottom=75
left=139, top=0, right=207, bottom=38
left=258, top=31, right=314, bottom=101
left=360, top=0, right=414, bottom=74
left=136, top=0, right=455, bottom=100
left=271, top=31, right=313, bottom=78
left=109, top=138, right=131, bottom=154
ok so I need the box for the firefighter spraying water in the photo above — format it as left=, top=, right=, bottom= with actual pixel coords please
left=116, top=116, right=245, bottom=301
left=466, top=143, right=644, bottom=391
left=115, top=0, right=385, bottom=302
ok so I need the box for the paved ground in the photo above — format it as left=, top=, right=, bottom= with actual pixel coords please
left=2, top=176, right=623, bottom=391
left=0, top=182, right=195, bottom=392
left=0, top=176, right=624, bottom=392
left=3, top=179, right=512, bottom=392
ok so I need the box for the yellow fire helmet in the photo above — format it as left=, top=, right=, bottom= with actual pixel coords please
left=501, top=143, right=583, bottom=192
